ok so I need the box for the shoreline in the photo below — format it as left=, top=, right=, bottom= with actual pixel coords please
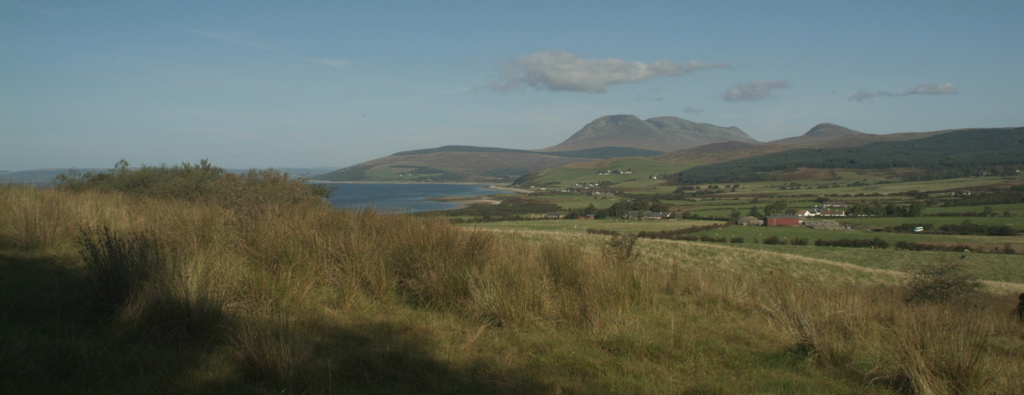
left=430, top=185, right=531, bottom=210
left=317, top=181, right=531, bottom=212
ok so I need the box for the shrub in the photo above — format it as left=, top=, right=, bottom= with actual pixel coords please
left=55, top=160, right=331, bottom=212
left=636, top=224, right=728, bottom=241
left=78, top=226, right=164, bottom=316
left=814, top=237, right=888, bottom=249
left=905, top=260, right=983, bottom=306
left=607, top=233, right=639, bottom=262
left=763, top=235, right=782, bottom=245
left=729, top=237, right=744, bottom=244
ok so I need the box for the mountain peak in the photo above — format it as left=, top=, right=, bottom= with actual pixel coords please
left=804, top=123, right=864, bottom=137
left=543, top=115, right=757, bottom=152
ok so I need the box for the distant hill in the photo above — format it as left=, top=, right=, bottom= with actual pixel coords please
left=656, top=141, right=778, bottom=164
left=319, top=115, right=749, bottom=182
left=675, top=127, right=1024, bottom=184
left=1, top=168, right=104, bottom=184
left=546, top=146, right=664, bottom=159
left=769, top=123, right=866, bottom=146
left=393, top=145, right=662, bottom=159
left=315, top=116, right=1017, bottom=184
left=317, top=147, right=600, bottom=182
left=657, top=123, right=967, bottom=166
left=541, top=115, right=757, bottom=152
left=2, top=167, right=333, bottom=184
left=767, top=123, right=962, bottom=149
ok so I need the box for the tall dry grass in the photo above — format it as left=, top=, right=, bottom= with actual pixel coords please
left=2, top=182, right=1023, bottom=393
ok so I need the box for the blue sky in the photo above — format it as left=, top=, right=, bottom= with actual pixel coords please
left=2, top=0, right=1023, bottom=172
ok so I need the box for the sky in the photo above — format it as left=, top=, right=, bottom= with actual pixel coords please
left=2, top=0, right=1023, bottom=172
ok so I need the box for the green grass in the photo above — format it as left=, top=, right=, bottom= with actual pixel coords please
left=461, top=218, right=722, bottom=233
left=840, top=215, right=1023, bottom=229
left=522, top=157, right=690, bottom=190
left=721, top=243, right=1024, bottom=285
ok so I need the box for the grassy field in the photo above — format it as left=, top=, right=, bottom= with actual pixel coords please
left=463, top=218, right=723, bottom=233
left=522, top=161, right=1022, bottom=198
left=519, top=157, right=689, bottom=190
left=4, top=181, right=1024, bottom=394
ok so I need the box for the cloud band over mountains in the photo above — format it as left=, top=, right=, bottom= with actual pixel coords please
left=490, top=51, right=728, bottom=93
left=848, top=83, right=957, bottom=102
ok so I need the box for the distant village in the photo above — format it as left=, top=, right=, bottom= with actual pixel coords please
left=532, top=200, right=854, bottom=230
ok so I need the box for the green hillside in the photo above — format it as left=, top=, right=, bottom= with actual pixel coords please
left=394, top=145, right=535, bottom=156
left=395, top=145, right=664, bottom=159
left=318, top=151, right=599, bottom=182
left=546, top=146, right=665, bottom=159
left=675, top=128, right=1024, bottom=184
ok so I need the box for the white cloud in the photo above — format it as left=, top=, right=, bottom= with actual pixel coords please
left=848, top=82, right=957, bottom=102
left=721, top=80, right=790, bottom=102
left=489, top=51, right=728, bottom=93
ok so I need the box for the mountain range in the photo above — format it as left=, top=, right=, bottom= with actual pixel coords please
left=319, top=114, right=1016, bottom=183
left=319, top=115, right=760, bottom=182
left=12, top=116, right=1011, bottom=185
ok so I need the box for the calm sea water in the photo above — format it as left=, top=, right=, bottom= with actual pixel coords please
left=322, top=183, right=512, bottom=213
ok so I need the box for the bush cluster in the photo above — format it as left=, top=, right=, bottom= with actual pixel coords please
left=55, top=159, right=331, bottom=212
left=938, top=221, right=1018, bottom=236
left=636, top=223, right=728, bottom=241
left=813, top=237, right=889, bottom=249
left=894, top=241, right=1017, bottom=255
left=894, top=241, right=972, bottom=252
left=905, top=260, right=983, bottom=305
left=444, top=197, right=560, bottom=219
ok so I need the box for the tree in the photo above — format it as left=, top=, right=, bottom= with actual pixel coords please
left=907, top=201, right=925, bottom=217
left=748, top=205, right=762, bottom=218
left=764, top=201, right=788, bottom=216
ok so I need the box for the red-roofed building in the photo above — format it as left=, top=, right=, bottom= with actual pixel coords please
left=766, top=214, right=802, bottom=227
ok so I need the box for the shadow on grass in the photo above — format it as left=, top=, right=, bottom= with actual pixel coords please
left=0, top=251, right=221, bottom=393
left=232, top=318, right=551, bottom=394
left=2, top=251, right=550, bottom=393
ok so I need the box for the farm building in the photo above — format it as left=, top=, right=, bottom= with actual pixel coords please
left=766, top=214, right=802, bottom=227
left=737, top=216, right=764, bottom=226
left=643, top=211, right=671, bottom=220
left=818, top=209, right=846, bottom=217
left=805, top=220, right=842, bottom=230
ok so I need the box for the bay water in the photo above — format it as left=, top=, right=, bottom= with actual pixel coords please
left=322, top=183, right=513, bottom=213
